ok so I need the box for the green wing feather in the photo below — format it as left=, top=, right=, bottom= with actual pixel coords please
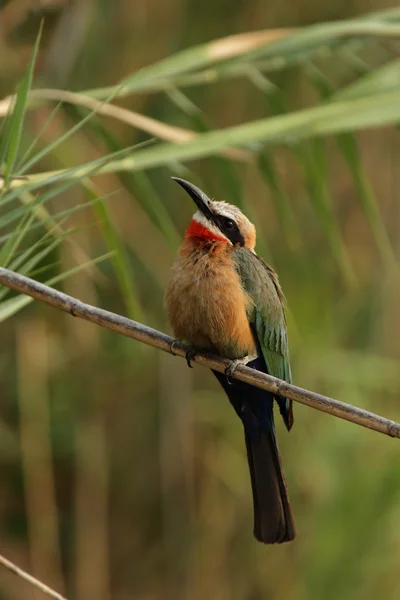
left=233, top=248, right=293, bottom=430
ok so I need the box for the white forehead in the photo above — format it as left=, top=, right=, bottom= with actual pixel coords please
left=210, top=200, right=245, bottom=222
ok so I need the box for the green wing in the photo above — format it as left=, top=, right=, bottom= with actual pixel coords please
left=233, top=247, right=293, bottom=429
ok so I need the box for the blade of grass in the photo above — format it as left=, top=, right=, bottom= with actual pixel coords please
left=81, top=8, right=400, bottom=100
left=0, top=8, right=398, bottom=128
left=5, top=228, right=56, bottom=274
left=0, top=295, right=32, bottom=322
left=4, top=221, right=87, bottom=282
left=0, top=251, right=113, bottom=322
left=76, top=111, right=182, bottom=249
left=0, top=196, right=107, bottom=244
left=0, top=166, right=117, bottom=232
left=252, top=72, right=355, bottom=284
left=16, top=96, right=131, bottom=177
left=6, top=222, right=93, bottom=278
left=334, top=57, right=400, bottom=101
left=0, top=235, right=63, bottom=301
left=8, top=78, right=139, bottom=183
left=87, top=29, right=294, bottom=99
left=301, top=139, right=356, bottom=287
left=166, top=87, right=273, bottom=259
left=338, top=133, right=396, bottom=267
left=336, top=46, right=371, bottom=75
left=309, top=64, right=396, bottom=268
left=2, top=23, right=42, bottom=186
left=0, top=92, right=14, bottom=171
left=0, top=89, right=250, bottom=164
left=257, top=151, right=303, bottom=252
left=239, top=20, right=400, bottom=67
left=166, top=88, right=247, bottom=209
left=104, top=37, right=365, bottom=96
left=6, top=87, right=400, bottom=189
left=0, top=206, right=36, bottom=268
left=247, top=69, right=303, bottom=252
left=15, top=101, right=64, bottom=171
left=0, top=178, right=105, bottom=277
left=0, top=142, right=137, bottom=206
left=83, top=181, right=143, bottom=320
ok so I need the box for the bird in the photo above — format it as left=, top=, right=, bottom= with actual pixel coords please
left=165, top=177, right=296, bottom=544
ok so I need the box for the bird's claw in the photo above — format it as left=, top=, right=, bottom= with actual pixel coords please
left=170, top=341, right=197, bottom=368
left=170, top=340, right=180, bottom=356
left=185, top=347, right=197, bottom=368
left=225, top=359, right=242, bottom=385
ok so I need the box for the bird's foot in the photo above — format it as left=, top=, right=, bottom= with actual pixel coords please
left=170, top=341, right=197, bottom=368
left=185, top=346, right=197, bottom=368
left=225, top=357, right=250, bottom=385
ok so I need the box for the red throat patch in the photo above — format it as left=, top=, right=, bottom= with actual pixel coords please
left=185, top=219, right=228, bottom=243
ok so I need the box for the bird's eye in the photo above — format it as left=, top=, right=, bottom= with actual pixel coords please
left=223, top=217, right=235, bottom=230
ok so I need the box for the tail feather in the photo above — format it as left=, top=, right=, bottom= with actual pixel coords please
left=212, top=368, right=296, bottom=544
left=245, top=424, right=295, bottom=543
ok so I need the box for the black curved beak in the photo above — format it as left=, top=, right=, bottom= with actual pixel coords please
left=171, top=177, right=214, bottom=221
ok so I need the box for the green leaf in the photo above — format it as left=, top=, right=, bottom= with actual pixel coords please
left=337, top=133, right=396, bottom=268
left=335, top=57, right=400, bottom=101
left=15, top=101, right=63, bottom=171
left=301, top=140, right=356, bottom=287
left=30, top=88, right=400, bottom=182
left=83, top=182, right=144, bottom=320
left=0, top=252, right=113, bottom=323
left=257, top=151, right=302, bottom=253
left=0, top=294, right=32, bottom=322
left=0, top=142, right=135, bottom=209
left=0, top=234, right=62, bottom=301
left=76, top=111, right=181, bottom=249
left=82, top=7, right=400, bottom=99
left=308, top=64, right=396, bottom=268
left=2, top=22, right=42, bottom=185
left=0, top=205, right=36, bottom=268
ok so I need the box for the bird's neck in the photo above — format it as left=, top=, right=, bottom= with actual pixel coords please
left=185, top=218, right=228, bottom=244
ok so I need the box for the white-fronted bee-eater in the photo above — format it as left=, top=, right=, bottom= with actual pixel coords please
left=165, top=177, right=295, bottom=544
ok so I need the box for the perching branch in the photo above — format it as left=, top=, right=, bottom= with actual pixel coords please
left=0, top=553, right=67, bottom=600
left=0, top=266, right=399, bottom=439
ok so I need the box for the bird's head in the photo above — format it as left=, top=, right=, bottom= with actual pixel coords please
left=172, top=177, right=256, bottom=250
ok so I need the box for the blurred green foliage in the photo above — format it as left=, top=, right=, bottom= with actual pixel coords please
left=1, top=1, right=400, bottom=599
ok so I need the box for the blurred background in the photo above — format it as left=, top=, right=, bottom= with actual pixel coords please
left=1, top=1, right=400, bottom=599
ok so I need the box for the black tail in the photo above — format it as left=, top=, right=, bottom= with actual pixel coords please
left=245, top=420, right=295, bottom=543
left=212, top=368, right=296, bottom=544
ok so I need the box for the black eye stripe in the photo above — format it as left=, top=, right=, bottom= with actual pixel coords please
left=215, top=215, right=244, bottom=246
